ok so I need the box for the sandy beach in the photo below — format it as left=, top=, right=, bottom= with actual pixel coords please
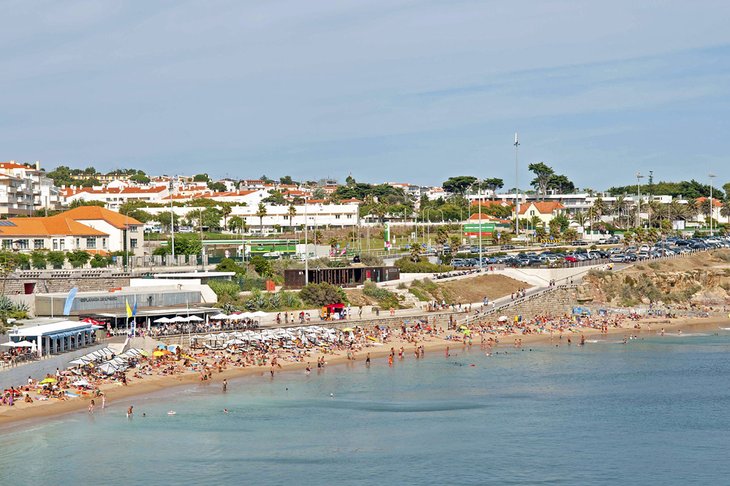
left=2, top=312, right=728, bottom=430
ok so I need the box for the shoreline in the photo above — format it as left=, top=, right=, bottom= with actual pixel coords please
left=2, top=315, right=729, bottom=430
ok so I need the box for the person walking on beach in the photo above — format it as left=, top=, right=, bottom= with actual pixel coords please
left=101, top=393, right=106, bottom=409
left=222, top=379, right=228, bottom=392
left=127, top=405, right=134, bottom=418
left=365, top=353, right=371, bottom=367
left=88, top=399, right=95, bottom=414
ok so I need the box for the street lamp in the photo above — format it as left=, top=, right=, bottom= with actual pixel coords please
left=169, top=177, right=176, bottom=262
left=514, top=132, right=520, bottom=237
left=709, top=173, right=716, bottom=236
left=636, top=172, right=644, bottom=228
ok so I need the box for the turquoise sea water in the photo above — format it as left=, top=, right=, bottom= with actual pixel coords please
left=2, top=328, right=730, bottom=485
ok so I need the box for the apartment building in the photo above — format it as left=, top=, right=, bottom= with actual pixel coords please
left=0, top=161, right=60, bottom=216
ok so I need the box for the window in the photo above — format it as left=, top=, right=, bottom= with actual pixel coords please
left=130, top=238, right=138, bottom=249
left=102, top=238, right=107, bottom=249
left=335, top=215, right=340, bottom=219
left=59, top=239, right=65, bottom=250
left=17, top=239, right=29, bottom=250
left=2, top=239, right=11, bottom=249
left=86, top=237, right=96, bottom=249
left=34, top=239, right=44, bottom=250
left=530, top=210, right=535, bottom=216
left=76, top=238, right=80, bottom=248
left=53, top=239, right=58, bottom=250
left=129, top=226, right=138, bottom=233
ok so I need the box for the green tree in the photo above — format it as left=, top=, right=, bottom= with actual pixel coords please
left=30, top=250, right=47, bottom=269
left=201, top=207, right=223, bottom=231
left=67, top=250, right=91, bottom=268
left=193, top=173, right=210, bottom=182
left=482, top=178, right=504, bottom=198
left=528, top=162, right=555, bottom=200
left=256, top=202, right=268, bottom=234
left=70, top=199, right=107, bottom=208
left=287, top=204, right=297, bottom=229
left=299, top=282, right=347, bottom=306
left=250, top=255, right=272, bottom=277
left=47, top=251, right=66, bottom=269
left=90, top=254, right=109, bottom=268
left=207, top=181, right=226, bottom=192
left=280, top=175, right=295, bottom=185
left=129, top=171, right=150, bottom=184
left=228, top=215, right=246, bottom=234
left=442, top=176, right=477, bottom=196
left=172, top=234, right=202, bottom=255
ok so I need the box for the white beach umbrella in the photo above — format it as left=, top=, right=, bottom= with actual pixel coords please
left=188, top=315, right=204, bottom=322
left=154, top=317, right=171, bottom=323
left=226, top=339, right=245, bottom=346
left=252, top=311, right=267, bottom=318
left=211, top=313, right=229, bottom=320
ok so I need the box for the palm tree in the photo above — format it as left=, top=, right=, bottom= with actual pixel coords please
left=612, top=195, right=627, bottom=228
left=287, top=204, right=297, bottom=230
left=256, top=202, right=267, bottom=235
left=720, top=201, right=730, bottom=221
left=646, top=200, right=662, bottom=227
left=572, top=211, right=588, bottom=231
left=228, top=215, right=245, bottom=234
left=685, top=198, right=699, bottom=223
left=220, top=203, right=232, bottom=229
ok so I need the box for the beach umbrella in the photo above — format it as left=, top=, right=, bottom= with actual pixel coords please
left=152, top=350, right=167, bottom=357
left=252, top=311, right=267, bottom=318
left=226, top=339, right=245, bottom=346
left=341, top=327, right=354, bottom=332
left=211, top=313, right=229, bottom=320
left=72, top=379, right=91, bottom=387
left=187, top=315, right=204, bottom=322
left=497, top=316, right=508, bottom=322
left=154, top=317, right=171, bottom=323
left=171, top=316, right=188, bottom=322
left=98, top=363, right=119, bottom=375
left=39, top=377, right=57, bottom=384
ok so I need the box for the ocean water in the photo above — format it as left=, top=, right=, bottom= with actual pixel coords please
left=2, top=329, right=730, bottom=485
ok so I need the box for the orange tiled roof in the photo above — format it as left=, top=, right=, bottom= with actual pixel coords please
left=519, top=201, right=564, bottom=215
left=695, top=197, right=723, bottom=208
left=0, top=162, right=30, bottom=170
left=58, top=206, right=142, bottom=229
left=1, top=217, right=108, bottom=237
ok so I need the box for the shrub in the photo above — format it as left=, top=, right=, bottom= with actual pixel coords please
left=67, top=250, right=91, bottom=268
left=47, top=251, right=66, bottom=269
left=208, top=280, right=241, bottom=300
left=299, top=282, right=347, bottom=306
left=90, top=254, right=110, bottom=268
left=31, top=251, right=47, bottom=269
left=394, top=256, right=452, bottom=273
left=216, top=258, right=247, bottom=275
left=363, top=281, right=403, bottom=308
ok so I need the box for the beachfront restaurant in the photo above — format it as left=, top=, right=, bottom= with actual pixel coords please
left=7, top=320, right=100, bottom=358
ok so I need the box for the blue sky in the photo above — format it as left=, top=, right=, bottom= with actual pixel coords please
left=1, top=1, right=729, bottom=189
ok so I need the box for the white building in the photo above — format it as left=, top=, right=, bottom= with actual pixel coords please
left=233, top=203, right=359, bottom=232
left=0, top=161, right=60, bottom=216
left=61, top=185, right=169, bottom=210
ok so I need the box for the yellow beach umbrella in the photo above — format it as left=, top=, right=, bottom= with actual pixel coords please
left=152, top=350, right=166, bottom=357
left=39, top=377, right=57, bottom=384
left=342, top=327, right=354, bottom=332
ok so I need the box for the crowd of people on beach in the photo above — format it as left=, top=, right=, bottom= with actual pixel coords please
left=0, top=307, right=713, bottom=418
